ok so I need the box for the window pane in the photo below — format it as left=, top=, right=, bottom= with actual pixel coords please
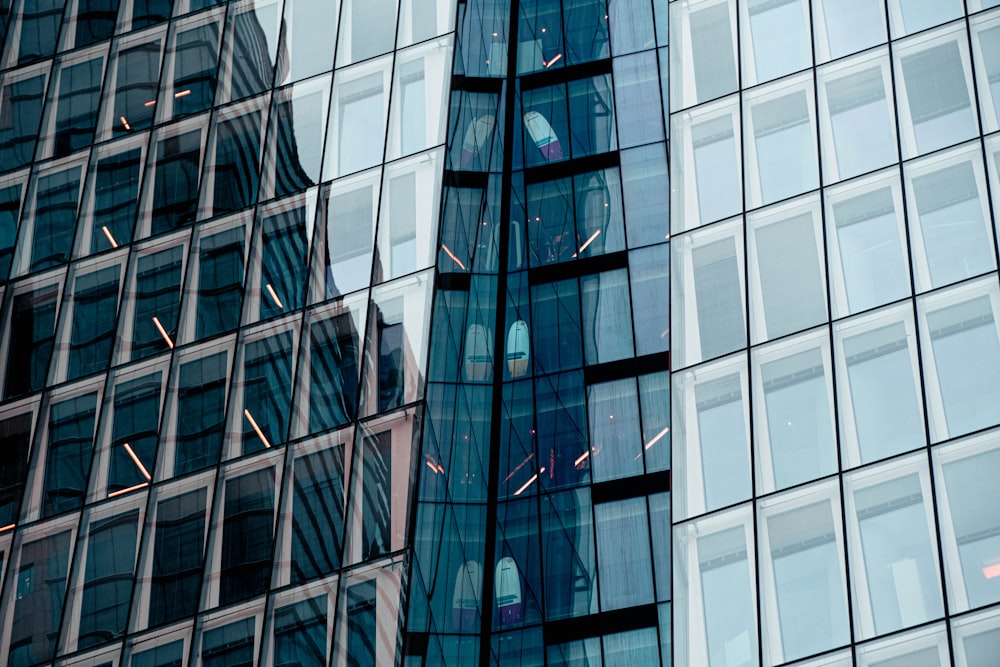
left=78, top=511, right=139, bottom=649
left=174, top=352, right=227, bottom=475
left=220, top=467, right=275, bottom=605
left=290, top=447, right=345, bottom=583
left=149, top=488, right=207, bottom=627
left=595, top=498, right=654, bottom=610
left=9, top=530, right=72, bottom=666
left=42, top=393, right=98, bottom=517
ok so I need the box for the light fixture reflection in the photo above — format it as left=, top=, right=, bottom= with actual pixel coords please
left=441, top=244, right=467, bottom=270
left=514, top=466, right=546, bottom=496
left=264, top=283, right=284, bottom=309
left=984, top=563, right=1000, bottom=579
left=152, top=316, right=174, bottom=349
left=122, top=442, right=152, bottom=481
left=644, top=425, right=670, bottom=450
left=244, top=409, right=272, bottom=448
left=101, top=225, right=119, bottom=248
left=120, top=115, right=131, bottom=130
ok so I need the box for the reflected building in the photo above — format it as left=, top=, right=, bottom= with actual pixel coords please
left=0, top=0, right=998, bottom=666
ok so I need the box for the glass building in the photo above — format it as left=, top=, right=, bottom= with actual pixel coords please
left=0, top=0, right=998, bottom=666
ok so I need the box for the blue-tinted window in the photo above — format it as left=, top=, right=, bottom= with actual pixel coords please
left=53, top=57, right=104, bottom=157
left=309, top=315, right=359, bottom=433
left=361, top=430, right=391, bottom=560
left=4, top=287, right=58, bottom=398
left=91, top=148, right=142, bottom=252
left=15, top=0, right=64, bottom=65
left=8, top=531, right=71, bottom=667
left=131, top=0, right=171, bottom=29
left=0, top=183, right=22, bottom=279
left=241, top=333, right=292, bottom=453
left=112, top=41, right=162, bottom=137
left=196, top=227, right=245, bottom=339
left=42, top=392, right=98, bottom=517
left=67, top=266, right=120, bottom=380
left=211, top=112, right=262, bottom=215
left=290, top=448, right=345, bottom=583
left=74, top=0, right=121, bottom=48
left=220, top=467, right=274, bottom=605
left=274, top=597, right=326, bottom=666
left=169, top=22, right=220, bottom=119
left=0, top=413, right=31, bottom=527
left=150, top=130, right=202, bottom=235
left=174, top=352, right=227, bottom=475
left=109, top=372, right=161, bottom=493
left=131, top=639, right=183, bottom=667
left=131, top=247, right=183, bottom=361
left=78, top=511, right=139, bottom=649
left=29, top=165, right=82, bottom=272
left=346, top=580, right=377, bottom=667
left=149, top=488, right=206, bottom=627
left=258, top=207, right=309, bottom=320
left=0, top=74, right=46, bottom=173
left=202, top=618, right=254, bottom=667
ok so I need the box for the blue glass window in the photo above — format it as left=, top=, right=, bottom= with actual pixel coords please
left=220, top=468, right=274, bottom=605
left=202, top=618, right=254, bottom=667
left=29, top=165, right=82, bottom=272
left=131, top=0, right=171, bottom=29
left=42, top=392, right=98, bottom=517
left=0, top=183, right=22, bottom=279
left=14, top=0, right=65, bottom=65
left=346, top=580, right=377, bottom=667
left=241, top=333, right=293, bottom=453
left=67, top=266, right=120, bottom=381
left=150, top=130, right=202, bottom=235
left=78, top=511, right=139, bottom=649
left=0, top=414, right=31, bottom=527
left=211, top=111, right=262, bottom=215
left=109, top=373, right=161, bottom=493
left=53, top=57, right=104, bottom=157
left=91, top=148, right=142, bottom=252
left=169, top=22, right=221, bottom=119
left=8, top=531, right=72, bottom=667
left=291, top=448, right=345, bottom=583
left=360, top=430, right=391, bottom=560
left=131, top=247, right=183, bottom=361
left=131, top=639, right=183, bottom=667
left=309, top=315, right=360, bottom=433
left=112, top=41, right=162, bottom=137
left=258, top=206, right=309, bottom=320
left=149, top=488, right=206, bottom=627
left=274, top=598, right=327, bottom=666
left=174, top=352, right=227, bottom=475
left=74, top=0, right=121, bottom=48
left=0, top=74, right=46, bottom=172
left=4, top=286, right=58, bottom=398
left=196, top=228, right=245, bottom=339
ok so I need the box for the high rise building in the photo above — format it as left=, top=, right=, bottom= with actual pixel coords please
left=0, top=0, right=999, bottom=666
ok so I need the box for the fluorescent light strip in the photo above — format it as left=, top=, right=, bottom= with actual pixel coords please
left=101, top=225, right=119, bottom=248
left=244, top=409, right=272, bottom=448
left=108, top=482, right=149, bottom=498
left=441, top=244, right=467, bottom=271
left=122, top=442, right=151, bottom=480
left=151, top=316, right=174, bottom=349
left=644, top=425, right=670, bottom=450
left=265, top=283, right=284, bottom=309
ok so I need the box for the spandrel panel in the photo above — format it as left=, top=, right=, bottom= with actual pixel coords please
left=920, top=280, right=1000, bottom=441
left=933, top=432, right=1000, bottom=614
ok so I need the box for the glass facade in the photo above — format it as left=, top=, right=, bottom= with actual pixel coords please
left=0, top=0, right=997, bottom=665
